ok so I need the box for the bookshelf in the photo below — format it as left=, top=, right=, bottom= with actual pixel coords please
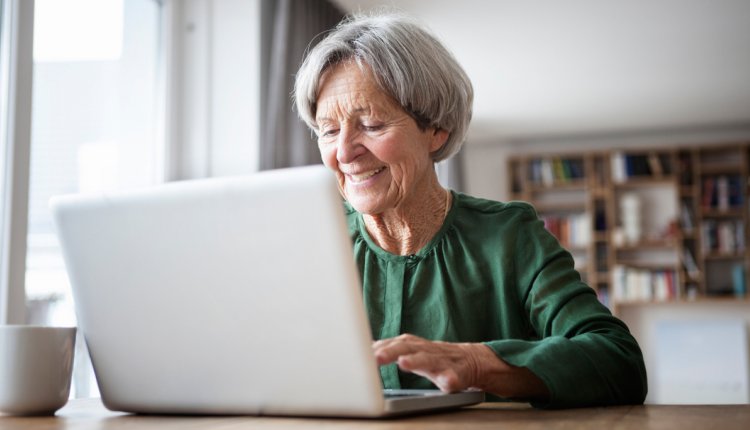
left=508, top=143, right=749, bottom=311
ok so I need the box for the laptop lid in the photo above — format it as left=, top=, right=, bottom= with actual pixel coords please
left=51, top=165, right=483, bottom=417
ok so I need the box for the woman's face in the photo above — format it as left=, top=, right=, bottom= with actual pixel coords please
left=315, top=62, right=448, bottom=215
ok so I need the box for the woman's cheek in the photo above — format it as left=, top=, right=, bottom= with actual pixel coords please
left=318, top=144, right=337, bottom=169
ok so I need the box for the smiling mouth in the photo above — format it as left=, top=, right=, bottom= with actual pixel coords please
left=347, top=167, right=386, bottom=183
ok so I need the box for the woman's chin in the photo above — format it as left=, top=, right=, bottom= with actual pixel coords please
left=345, top=196, right=386, bottom=215
left=344, top=183, right=389, bottom=215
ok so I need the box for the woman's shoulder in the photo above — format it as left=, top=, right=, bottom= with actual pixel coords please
left=454, top=192, right=538, bottom=219
left=343, top=200, right=362, bottom=235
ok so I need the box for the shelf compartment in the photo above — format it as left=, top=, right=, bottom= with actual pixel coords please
left=703, top=253, right=747, bottom=260
left=701, top=209, right=746, bottom=218
left=533, top=202, right=587, bottom=212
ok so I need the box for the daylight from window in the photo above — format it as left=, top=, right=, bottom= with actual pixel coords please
left=26, top=0, right=162, bottom=397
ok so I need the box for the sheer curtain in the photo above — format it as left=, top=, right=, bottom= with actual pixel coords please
left=260, top=0, right=343, bottom=170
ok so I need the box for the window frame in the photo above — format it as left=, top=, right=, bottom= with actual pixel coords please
left=0, top=0, right=34, bottom=325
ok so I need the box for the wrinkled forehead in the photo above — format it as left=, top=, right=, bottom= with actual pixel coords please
left=317, top=60, right=379, bottom=99
left=314, top=60, right=402, bottom=121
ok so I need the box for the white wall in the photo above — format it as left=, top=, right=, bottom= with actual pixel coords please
left=334, top=0, right=750, bottom=142
left=619, top=302, right=750, bottom=404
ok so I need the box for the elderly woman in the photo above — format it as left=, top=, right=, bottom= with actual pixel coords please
left=294, top=14, right=647, bottom=408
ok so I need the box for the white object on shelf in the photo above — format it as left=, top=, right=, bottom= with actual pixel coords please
left=620, top=193, right=642, bottom=244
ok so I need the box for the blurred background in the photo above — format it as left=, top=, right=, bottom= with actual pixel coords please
left=1, top=0, right=749, bottom=405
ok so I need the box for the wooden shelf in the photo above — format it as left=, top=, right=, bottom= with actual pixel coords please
left=590, top=188, right=608, bottom=198
left=533, top=202, right=587, bottom=212
left=566, top=245, right=589, bottom=252
left=615, top=296, right=750, bottom=307
left=699, top=164, right=744, bottom=175
left=527, top=181, right=587, bottom=192
left=679, top=185, right=696, bottom=196
left=703, top=252, right=747, bottom=260
left=701, top=209, right=746, bottom=218
left=613, top=177, right=675, bottom=188
left=592, top=273, right=611, bottom=285
left=680, top=230, right=697, bottom=239
left=508, top=143, right=750, bottom=310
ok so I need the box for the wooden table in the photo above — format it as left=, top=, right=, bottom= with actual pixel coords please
left=2, top=398, right=749, bottom=429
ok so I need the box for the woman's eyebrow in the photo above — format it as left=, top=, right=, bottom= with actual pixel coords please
left=316, top=107, right=371, bottom=123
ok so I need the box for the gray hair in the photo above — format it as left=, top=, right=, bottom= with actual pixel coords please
left=294, top=13, right=473, bottom=162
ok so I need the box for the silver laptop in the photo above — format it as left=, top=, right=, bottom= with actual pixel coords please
left=50, top=165, right=483, bottom=417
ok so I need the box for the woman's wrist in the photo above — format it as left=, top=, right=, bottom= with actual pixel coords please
left=461, top=343, right=550, bottom=401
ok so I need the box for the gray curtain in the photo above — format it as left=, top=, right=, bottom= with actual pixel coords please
left=260, top=0, right=344, bottom=170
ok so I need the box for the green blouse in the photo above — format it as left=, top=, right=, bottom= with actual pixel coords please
left=345, top=191, right=647, bottom=408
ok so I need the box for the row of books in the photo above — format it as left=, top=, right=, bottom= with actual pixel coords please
left=611, top=152, right=667, bottom=182
left=528, top=158, right=585, bottom=185
left=612, top=266, right=679, bottom=302
left=701, top=220, right=746, bottom=255
left=701, top=175, right=744, bottom=210
left=540, top=214, right=591, bottom=248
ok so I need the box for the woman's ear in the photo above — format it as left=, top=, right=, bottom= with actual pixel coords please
left=429, top=129, right=450, bottom=153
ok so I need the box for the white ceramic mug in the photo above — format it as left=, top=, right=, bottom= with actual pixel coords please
left=0, top=325, right=77, bottom=415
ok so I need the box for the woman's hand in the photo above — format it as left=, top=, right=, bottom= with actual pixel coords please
left=373, top=334, right=550, bottom=400
left=373, top=334, right=487, bottom=392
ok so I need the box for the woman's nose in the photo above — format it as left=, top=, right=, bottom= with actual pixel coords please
left=336, top=128, right=365, bottom=164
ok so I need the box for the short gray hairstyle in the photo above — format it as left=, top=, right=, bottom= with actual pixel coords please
left=294, top=13, right=473, bottom=162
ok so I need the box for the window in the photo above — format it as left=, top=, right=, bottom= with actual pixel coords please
left=25, top=0, right=163, bottom=397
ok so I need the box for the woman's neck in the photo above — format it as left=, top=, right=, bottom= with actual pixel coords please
left=362, top=178, right=451, bottom=256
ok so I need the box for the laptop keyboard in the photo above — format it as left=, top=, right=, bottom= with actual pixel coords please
left=383, top=389, right=440, bottom=399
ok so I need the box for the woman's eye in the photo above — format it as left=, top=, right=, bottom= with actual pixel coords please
left=320, top=129, right=339, bottom=138
left=362, top=124, right=383, bottom=132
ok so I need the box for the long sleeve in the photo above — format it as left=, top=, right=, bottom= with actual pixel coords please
left=485, top=204, right=647, bottom=408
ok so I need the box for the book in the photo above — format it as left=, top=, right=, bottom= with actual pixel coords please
left=611, top=152, right=626, bottom=183
left=733, top=264, right=746, bottom=297
left=654, top=271, right=669, bottom=301
left=682, top=248, right=700, bottom=280
left=718, top=221, right=736, bottom=254
left=540, top=159, right=554, bottom=186
left=648, top=153, right=664, bottom=176
left=729, top=175, right=743, bottom=207
left=716, top=175, right=729, bottom=211
left=702, top=177, right=716, bottom=209
left=680, top=203, right=694, bottom=232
